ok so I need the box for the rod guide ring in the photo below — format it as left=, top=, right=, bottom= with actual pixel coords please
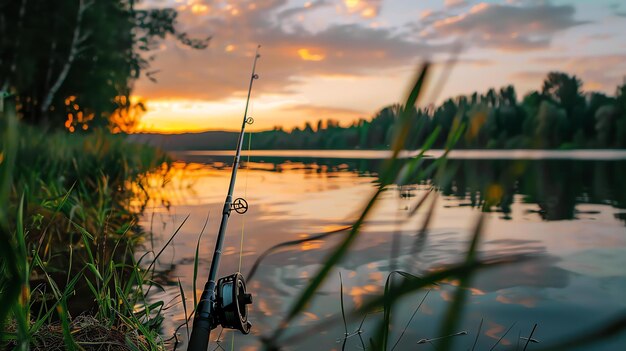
left=231, top=198, right=248, bottom=214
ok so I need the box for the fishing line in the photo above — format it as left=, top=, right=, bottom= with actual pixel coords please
left=188, top=46, right=259, bottom=351
left=232, top=52, right=257, bottom=351
left=238, top=132, right=252, bottom=272
left=238, top=90, right=255, bottom=274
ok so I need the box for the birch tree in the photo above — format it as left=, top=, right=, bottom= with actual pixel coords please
left=40, top=0, right=93, bottom=119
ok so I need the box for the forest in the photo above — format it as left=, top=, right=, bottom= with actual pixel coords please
left=252, top=74, right=626, bottom=150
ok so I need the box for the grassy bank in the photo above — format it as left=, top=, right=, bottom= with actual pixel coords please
left=1, top=100, right=172, bottom=350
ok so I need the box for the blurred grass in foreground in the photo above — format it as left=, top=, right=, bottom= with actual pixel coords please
left=231, top=63, right=626, bottom=351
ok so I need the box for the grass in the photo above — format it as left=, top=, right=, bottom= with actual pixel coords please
left=234, top=62, right=626, bottom=350
left=1, top=97, right=177, bottom=350
left=254, top=63, right=491, bottom=351
left=4, top=60, right=626, bottom=350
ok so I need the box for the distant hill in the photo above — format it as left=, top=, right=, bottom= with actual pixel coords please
left=128, top=131, right=241, bottom=150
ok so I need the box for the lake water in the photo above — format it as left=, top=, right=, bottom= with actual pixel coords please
left=138, top=150, right=626, bottom=350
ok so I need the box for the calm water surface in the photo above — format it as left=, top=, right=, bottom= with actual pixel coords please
left=138, top=150, right=626, bottom=350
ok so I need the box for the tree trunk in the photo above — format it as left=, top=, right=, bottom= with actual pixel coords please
left=40, top=0, right=92, bottom=121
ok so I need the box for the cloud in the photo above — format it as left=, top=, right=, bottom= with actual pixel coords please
left=578, top=33, right=615, bottom=45
left=451, top=58, right=494, bottom=67
left=283, top=103, right=365, bottom=115
left=609, top=1, right=626, bottom=17
left=529, top=54, right=626, bottom=92
left=510, top=54, right=626, bottom=94
left=339, top=0, right=383, bottom=19
left=135, top=0, right=444, bottom=101
left=276, top=0, right=331, bottom=21
left=509, top=71, right=548, bottom=83
left=444, top=0, right=468, bottom=8
left=428, top=2, right=589, bottom=51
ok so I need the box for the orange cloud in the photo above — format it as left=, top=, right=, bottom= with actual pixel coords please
left=445, top=0, right=467, bottom=8
left=361, top=7, right=376, bottom=18
left=345, top=0, right=360, bottom=9
left=341, top=0, right=381, bottom=18
left=297, top=48, right=326, bottom=61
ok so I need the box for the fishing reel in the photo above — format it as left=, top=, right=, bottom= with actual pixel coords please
left=214, top=273, right=253, bottom=334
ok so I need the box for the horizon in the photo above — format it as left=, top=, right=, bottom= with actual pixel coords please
left=134, top=71, right=622, bottom=134
left=133, top=0, right=626, bottom=134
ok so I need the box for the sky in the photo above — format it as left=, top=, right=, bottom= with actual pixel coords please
left=133, top=0, right=626, bottom=133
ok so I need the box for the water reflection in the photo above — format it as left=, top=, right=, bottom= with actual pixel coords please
left=138, top=152, right=626, bottom=350
left=177, top=152, right=626, bottom=222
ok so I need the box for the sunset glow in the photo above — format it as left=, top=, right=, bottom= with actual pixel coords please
left=297, top=48, right=325, bottom=61
left=134, top=0, right=626, bottom=134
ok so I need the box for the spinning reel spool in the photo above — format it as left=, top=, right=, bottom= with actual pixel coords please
left=215, top=273, right=253, bottom=334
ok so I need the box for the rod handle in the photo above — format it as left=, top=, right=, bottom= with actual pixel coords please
left=187, top=283, right=214, bottom=351
left=187, top=319, right=211, bottom=351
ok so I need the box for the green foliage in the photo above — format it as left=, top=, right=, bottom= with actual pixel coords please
left=249, top=72, right=626, bottom=150
left=534, top=100, right=568, bottom=148
left=0, top=98, right=22, bottom=341
left=0, top=0, right=209, bottom=130
left=1, top=96, right=172, bottom=349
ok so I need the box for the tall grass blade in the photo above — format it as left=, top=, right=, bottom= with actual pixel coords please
left=0, top=98, right=20, bottom=333
left=530, top=313, right=626, bottom=351
left=471, top=318, right=483, bottom=351
left=278, top=254, right=530, bottom=346
left=178, top=277, right=190, bottom=341
left=522, top=324, right=538, bottom=351
left=267, top=64, right=431, bottom=344
left=193, top=212, right=210, bottom=309
left=437, top=213, right=485, bottom=351
left=247, top=226, right=351, bottom=281
left=58, top=299, right=78, bottom=351
left=390, top=289, right=430, bottom=351
left=37, top=183, right=76, bottom=257
left=10, top=194, right=30, bottom=350
left=339, top=271, right=348, bottom=336
left=144, top=214, right=190, bottom=277
left=489, top=322, right=516, bottom=351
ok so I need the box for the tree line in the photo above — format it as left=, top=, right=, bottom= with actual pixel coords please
left=252, top=73, right=626, bottom=149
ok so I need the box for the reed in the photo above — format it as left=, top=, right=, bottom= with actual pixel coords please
left=237, top=62, right=626, bottom=350
left=1, top=97, right=175, bottom=350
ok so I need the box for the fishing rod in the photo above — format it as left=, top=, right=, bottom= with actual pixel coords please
left=187, top=45, right=261, bottom=351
